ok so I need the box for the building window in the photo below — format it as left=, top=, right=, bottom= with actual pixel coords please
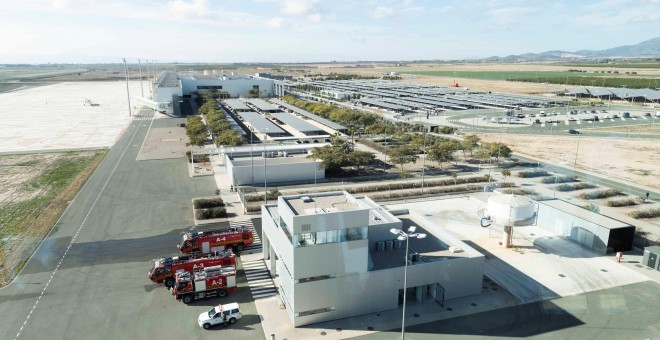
left=295, top=306, right=335, bottom=318
left=293, top=227, right=368, bottom=247
left=296, top=274, right=335, bottom=284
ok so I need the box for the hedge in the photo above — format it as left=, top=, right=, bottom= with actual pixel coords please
left=244, top=175, right=493, bottom=202
left=195, top=207, right=227, bottom=220
left=577, top=189, right=625, bottom=200
left=193, top=197, right=225, bottom=209
left=541, top=176, right=577, bottom=184
left=605, top=198, right=641, bottom=207
left=556, top=182, right=596, bottom=192
left=517, top=170, right=550, bottom=178
left=628, top=208, right=660, bottom=219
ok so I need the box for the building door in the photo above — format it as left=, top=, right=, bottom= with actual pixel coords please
left=433, top=283, right=444, bottom=307
left=648, top=252, right=658, bottom=269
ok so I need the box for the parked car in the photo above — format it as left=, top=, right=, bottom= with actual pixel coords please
left=198, top=303, right=242, bottom=330
left=623, top=112, right=631, bottom=118
left=644, top=112, right=651, bottom=117
left=613, top=114, right=619, bottom=119
left=603, top=115, right=612, bottom=119
left=601, top=109, right=608, bottom=113
left=568, top=129, right=581, bottom=134
left=568, top=117, right=577, bottom=121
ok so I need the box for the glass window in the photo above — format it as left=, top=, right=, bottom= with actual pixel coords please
left=326, top=229, right=338, bottom=243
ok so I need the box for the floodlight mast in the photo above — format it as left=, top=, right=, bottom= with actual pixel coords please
left=389, top=227, right=426, bottom=340
left=122, top=58, right=132, bottom=117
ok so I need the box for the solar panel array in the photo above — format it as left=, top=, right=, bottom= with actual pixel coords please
left=238, top=111, right=285, bottom=134
left=270, top=112, right=325, bottom=133
left=224, top=99, right=251, bottom=111
left=299, top=79, right=569, bottom=112
left=270, top=98, right=347, bottom=131
left=247, top=98, right=279, bottom=111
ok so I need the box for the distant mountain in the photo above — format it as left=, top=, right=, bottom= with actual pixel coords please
left=489, top=37, right=660, bottom=61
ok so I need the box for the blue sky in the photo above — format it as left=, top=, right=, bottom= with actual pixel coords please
left=1, top=0, right=659, bottom=63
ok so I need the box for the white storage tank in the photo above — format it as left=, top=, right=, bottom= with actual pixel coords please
left=485, top=194, right=536, bottom=226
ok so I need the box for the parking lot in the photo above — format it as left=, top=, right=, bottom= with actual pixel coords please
left=0, top=81, right=141, bottom=153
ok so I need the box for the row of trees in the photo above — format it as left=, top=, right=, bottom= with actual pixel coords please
left=186, top=92, right=245, bottom=147
left=307, top=138, right=376, bottom=175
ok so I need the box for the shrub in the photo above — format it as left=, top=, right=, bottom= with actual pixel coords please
left=541, top=176, right=577, bottom=184
left=578, top=189, right=625, bottom=200
left=498, top=188, right=535, bottom=195
left=605, top=198, right=642, bottom=207
left=517, top=170, right=549, bottom=178
left=193, top=197, right=225, bottom=209
left=556, top=182, right=595, bottom=192
left=628, top=208, right=660, bottom=219
left=582, top=203, right=600, bottom=213
left=195, top=207, right=227, bottom=220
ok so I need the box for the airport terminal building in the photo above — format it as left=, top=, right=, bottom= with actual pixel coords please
left=142, top=71, right=274, bottom=115
left=261, top=191, right=484, bottom=326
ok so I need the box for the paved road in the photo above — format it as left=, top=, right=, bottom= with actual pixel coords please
left=0, top=116, right=264, bottom=339
left=356, top=280, right=660, bottom=339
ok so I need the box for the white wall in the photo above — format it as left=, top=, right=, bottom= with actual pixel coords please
left=293, top=240, right=369, bottom=279
left=181, top=78, right=274, bottom=97
left=226, top=156, right=324, bottom=186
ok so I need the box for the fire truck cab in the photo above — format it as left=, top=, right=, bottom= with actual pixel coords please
left=172, top=265, right=237, bottom=304
left=148, top=250, right=235, bottom=288
left=178, top=226, right=253, bottom=254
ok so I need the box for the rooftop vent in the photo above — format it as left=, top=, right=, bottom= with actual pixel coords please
left=301, top=196, right=313, bottom=203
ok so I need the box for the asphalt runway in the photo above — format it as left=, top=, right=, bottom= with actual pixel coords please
left=0, top=115, right=264, bottom=339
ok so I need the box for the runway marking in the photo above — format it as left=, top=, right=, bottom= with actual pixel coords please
left=14, top=119, right=145, bottom=339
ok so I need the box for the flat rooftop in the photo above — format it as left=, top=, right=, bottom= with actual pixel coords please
left=230, top=155, right=319, bottom=166
left=370, top=216, right=475, bottom=270
left=539, top=199, right=632, bottom=230
left=284, top=192, right=360, bottom=216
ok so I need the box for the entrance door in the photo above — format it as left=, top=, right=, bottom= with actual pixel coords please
left=433, top=283, right=445, bottom=307
left=648, top=252, right=658, bottom=269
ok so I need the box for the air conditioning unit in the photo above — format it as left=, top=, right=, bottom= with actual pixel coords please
left=449, top=246, right=464, bottom=253
left=385, top=240, right=394, bottom=251
left=376, top=241, right=385, bottom=252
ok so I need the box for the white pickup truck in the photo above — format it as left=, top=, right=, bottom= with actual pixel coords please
left=198, top=302, right=242, bottom=329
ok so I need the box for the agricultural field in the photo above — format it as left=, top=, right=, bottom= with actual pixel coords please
left=0, top=150, right=106, bottom=286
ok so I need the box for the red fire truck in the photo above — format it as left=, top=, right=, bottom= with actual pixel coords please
left=148, top=250, right=236, bottom=288
left=172, top=265, right=237, bottom=304
left=178, top=226, right=254, bottom=254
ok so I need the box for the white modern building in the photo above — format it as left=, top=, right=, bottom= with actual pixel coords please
left=147, top=71, right=275, bottom=116
left=261, top=191, right=484, bottom=326
left=225, top=154, right=324, bottom=186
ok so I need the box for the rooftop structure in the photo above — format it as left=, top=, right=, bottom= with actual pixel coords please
left=269, top=112, right=328, bottom=135
left=238, top=111, right=286, bottom=135
left=224, top=99, right=251, bottom=111
left=261, top=191, right=484, bottom=327
left=270, top=98, right=347, bottom=132
left=247, top=98, right=280, bottom=112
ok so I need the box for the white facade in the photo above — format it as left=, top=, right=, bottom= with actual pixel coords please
left=180, top=75, right=274, bottom=97
left=225, top=155, right=324, bottom=186
left=261, top=191, right=484, bottom=326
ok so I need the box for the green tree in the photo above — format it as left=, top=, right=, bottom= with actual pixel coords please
left=461, top=134, right=481, bottom=159
left=489, top=143, right=513, bottom=163
left=348, top=150, right=376, bottom=170
left=387, top=145, right=419, bottom=173
left=501, top=169, right=511, bottom=182
left=216, top=130, right=244, bottom=146
left=249, top=89, right=259, bottom=98
left=426, top=141, right=457, bottom=169
left=451, top=172, right=458, bottom=185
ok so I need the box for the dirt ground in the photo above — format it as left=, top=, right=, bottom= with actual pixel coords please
left=477, top=134, right=660, bottom=191
left=0, top=151, right=104, bottom=286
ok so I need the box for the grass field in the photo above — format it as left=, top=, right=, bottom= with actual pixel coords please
left=0, top=150, right=107, bottom=285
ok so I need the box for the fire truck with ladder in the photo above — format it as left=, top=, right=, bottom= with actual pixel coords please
left=178, top=226, right=254, bottom=254
left=148, top=250, right=236, bottom=288
left=172, top=265, right=237, bottom=304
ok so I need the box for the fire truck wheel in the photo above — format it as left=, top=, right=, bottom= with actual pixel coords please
left=182, top=295, right=193, bottom=304
left=203, top=323, right=211, bottom=330
left=228, top=317, right=236, bottom=325
left=235, top=243, right=245, bottom=252
left=217, top=289, right=227, bottom=298
left=164, top=278, right=174, bottom=288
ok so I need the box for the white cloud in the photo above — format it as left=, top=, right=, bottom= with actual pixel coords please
left=166, top=0, right=213, bottom=20
left=280, top=0, right=319, bottom=15
left=487, top=6, right=536, bottom=29
left=266, top=17, right=285, bottom=28
left=371, top=6, right=395, bottom=19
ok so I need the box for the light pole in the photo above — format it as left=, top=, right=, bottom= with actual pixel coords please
left=573, top=135, right=581, bottom=173
left=418, top=117, right=427, bottom=194
left=137, top=58, right=144, bottom=97
left=249, top=118, right=254, bottom=185
left=390, top=226, right=426, bottom=340
left=263, top=128, right=269, bottom=206
left=122, top=58, right=132, bottom=117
